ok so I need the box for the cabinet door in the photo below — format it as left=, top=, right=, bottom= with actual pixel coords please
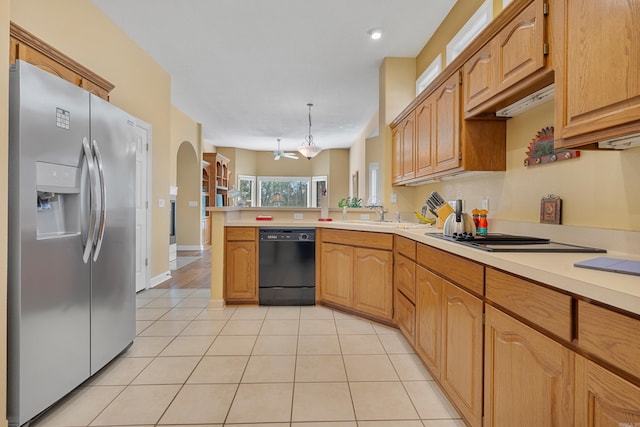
left=201, top=217, right=210, bottom=245
left=415, top=266, right=443, bottom=379
left=495, top=0, right=546, bottom=93
left=575, top=355, right=640, bottom=426
left=434, top=73, right=461, bottom=173
left=401, top=111, right=416, bottom=181
left=441, top=280, right=483, bottom=427
left=555, top=0, right=640, bottom=147
left=319, top=243, right=354, bottom=307
left=484, top=306, right=574, bottom=427
left=392, top=126, right=403, bottom=183
left=415, top=97, right=435, bottom=177
left=225, top=241, right=257, bottom=301
left=394, top=289, right=416, bottom=346
left=353, top=247, right=393, bottom=320
left=463, top=41, right=496, bottom=112
left=394, top=253, right=415, bottom=302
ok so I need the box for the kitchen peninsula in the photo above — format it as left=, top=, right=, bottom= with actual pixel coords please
left=207, top=206, right=640, bottom=427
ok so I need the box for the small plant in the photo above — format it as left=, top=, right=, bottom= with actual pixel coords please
left=338, top=197, right=363, bottom=208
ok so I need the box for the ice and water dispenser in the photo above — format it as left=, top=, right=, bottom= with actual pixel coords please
left=35, top=161, right=81, bottom=239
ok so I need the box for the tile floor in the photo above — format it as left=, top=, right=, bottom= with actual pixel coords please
left=32, top=288, right=464, bottom=427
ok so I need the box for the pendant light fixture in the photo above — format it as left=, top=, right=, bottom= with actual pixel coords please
left=298, top=103, right=322, bottom=160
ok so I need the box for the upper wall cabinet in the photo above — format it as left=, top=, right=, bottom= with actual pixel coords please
left=463, top=0, right=551, bottom=116
left=553, top=0, right=640, bottom=149
left=392, top=111, right=416, bottom=184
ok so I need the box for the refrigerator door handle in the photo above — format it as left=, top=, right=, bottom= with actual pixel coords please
left=92, top=139, right=107, bottom=262
left=82, top=137, right=98, bottom=264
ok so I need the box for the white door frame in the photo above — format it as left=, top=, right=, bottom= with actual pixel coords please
left=135, top=119, right=152, bottom=292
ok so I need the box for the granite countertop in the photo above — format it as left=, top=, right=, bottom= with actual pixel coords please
left=224, top=218, right=640, bottom=316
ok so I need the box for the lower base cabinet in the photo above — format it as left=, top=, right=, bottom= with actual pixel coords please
left=484, top=305, right=574, bottom=426
left=319, top=242, right=354, bottom=307
left=224, top=227, right=257, bottom=303
left=394, top=289, right=415, bottom=345
left=415, top=265, right=443, bottom=378
left=575, top=355, right=640, bottom=426
left=353, top=247, right=393, bottom=320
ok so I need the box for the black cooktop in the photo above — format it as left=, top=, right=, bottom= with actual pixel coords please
left=428, top=233, right=606, bottom=253
left=432, top=233, right=550, bottom=244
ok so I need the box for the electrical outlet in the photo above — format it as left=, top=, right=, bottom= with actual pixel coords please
left=188, top=201, right=198, bottom=207
left=482, top=199, right=490, bottom=210
left=158, top=199, right=165, bottom=208
left=293, top=213, right=303, bottom=220
left=390, top=192, right=397, bottom=203
left=360, top=213, right=370, bottom=220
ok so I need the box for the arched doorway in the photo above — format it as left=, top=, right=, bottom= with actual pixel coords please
left=176, top=141, right=201, bottom=249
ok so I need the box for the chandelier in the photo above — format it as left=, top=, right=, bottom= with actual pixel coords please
left=297, top=103, right=322, bottom=160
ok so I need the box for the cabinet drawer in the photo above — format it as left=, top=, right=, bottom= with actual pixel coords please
left=486, top=268, right=572, bottom=342
left=578, top=301, right=640, bottom=380
left=226, top=227, right=256, bottom=241
left=395, top=235, right=416, bottom=260
left=322, top=229, right=393, bottom=250
left=416, top=244, right=484, bottom=296
left=395, top=253, right=416, bottom=302
left=395, top=289, right=416, bottom=346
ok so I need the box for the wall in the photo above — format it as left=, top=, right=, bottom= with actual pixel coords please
left=411, top=101, right=640, bottom=231
left=10, top=0, right=173, bottom=280
left=1, top=0, right=9, bottom=422
left=349, top=112, right=379, bottom=200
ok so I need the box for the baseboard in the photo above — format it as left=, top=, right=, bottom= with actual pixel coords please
left=208, top=299, right=226, bottom=310
left=150, top=271, right=172, bottom=288
left=177, top=245, right=204, bottom=251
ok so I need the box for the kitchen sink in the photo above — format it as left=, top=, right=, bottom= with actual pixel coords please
left=344, top=220, right=433, bottom=229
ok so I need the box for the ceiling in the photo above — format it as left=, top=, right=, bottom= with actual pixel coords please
left=91, top=0, right=457, bottom=153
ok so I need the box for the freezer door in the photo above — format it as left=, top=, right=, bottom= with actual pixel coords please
left=8, top=60, right=91, bottom=426
left=89, top=94, right=136, bottom=374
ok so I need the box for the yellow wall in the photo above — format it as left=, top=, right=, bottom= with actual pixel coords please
left=11, top=0, right=173, bottom=279
left=349, top=112, right=378, bottom=200
left=1, top=0, right=9, bottom=422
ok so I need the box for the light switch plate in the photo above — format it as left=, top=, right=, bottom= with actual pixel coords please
left=391, top=192, right=397, bottom=203
left=158, top=199, right=165, bottom=208
left=360, top=213, right=370, bottom=220
left=188, top=201, right=198, bottom=207
left=294, top=213, right=304, bottom=220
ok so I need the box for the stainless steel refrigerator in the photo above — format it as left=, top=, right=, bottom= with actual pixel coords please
left=7, top=60, right=136, bottom=427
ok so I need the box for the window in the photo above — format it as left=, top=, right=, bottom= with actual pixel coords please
left=416, top=54, right=442, bottom=95
left=311, top=176, right=328, bottom=208
left=368, top=162, right=380, bottom=206
left=446, top=0, right=493, bottom=65
left=237, top=175, right=256, bottom=207
left=258, top=176, right=311, bottom=207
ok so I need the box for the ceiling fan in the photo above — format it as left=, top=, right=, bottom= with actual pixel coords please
left=273, top=138, right=298, bottom=160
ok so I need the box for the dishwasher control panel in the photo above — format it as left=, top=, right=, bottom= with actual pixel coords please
left=259, top=228, right=315, bottom=242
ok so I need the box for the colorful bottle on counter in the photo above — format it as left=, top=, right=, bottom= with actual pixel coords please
left=472, top=209, right=480, bottom=228
left=477, top=209, right=488, bottom=236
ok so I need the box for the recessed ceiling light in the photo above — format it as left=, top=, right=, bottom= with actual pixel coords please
left=368, top=28, right=384, bottom=40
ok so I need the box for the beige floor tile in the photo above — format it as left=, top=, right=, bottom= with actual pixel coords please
left=135, top=298, right=153, bottom=308
left=372, top=323, right=402, bottom=335
left=89, top=384, right=180, bottom=425
left=295, top=355, right=347, bottom=382
left=31, top=385, right=124, bottom=427
left=158, top=383, right=237, bottom=425
left=242, top=355, right=296, bottom=383
left=292, top=382, right=355, bottom=422
left=175, top=297, right=210, bottom=308
left=335, top=319, right=376, bottom=335
left=260, top=319, right=300, bottom=335
left=159, top=307, right=204, bottom=321
left=135, top=320, right=154, bottom=335
left=137, top=289, right=169, bottom=298
left=300, top=305, right=336, bottom=319
left=291, top=423, right=357, bottom=427
left=206, top=335, right=257, bottom=355
left=230, top=306, right=269, bottom=320
left=266, top=306, right=301, bottom=319
left=332, top=311, right=357, bottom=320
left=142, top=297, right=184, bottom=309
left=253, top=335, right=298, bottom=355
left=87, top=357, right=153, bottom=386
left=159, top=335, right=215, bottom=356
left=358, top=421, right=424, bottom=427
left=403, top=381, right=460, bottom=419
left=299, top=319, right=337, bottom=335
left=422, top=420, right=466, bottom=427
left=389, top=354, right=433, bottom=381
left=136, top=308, right=170, bottom=320
left=220, top=319, right=264, bottom=335
left=180, top=319, right=227, bottom=336
left=131, top=356, right=200, bottom=384
left=165, top=288, right=197, bottom=297
left=123, top=336, right=173, bottom=357
left=196, top=307, right=235, bottom=320
left=338, top=334, right=385, bottom=354
left=343, top=355, right=399, bottom=381
left=229, top=424, right=288, bottom=427
left=226, top=383, right=293, bottom=424
left=349, top=382, right=419, bottom=420
left=297, top=335, right=341, bottom=355
left=137, top=320, right=189, bottom=337
left=188, top=355, right=249, bottom=383
left=378, top=333, right=415, bottom=354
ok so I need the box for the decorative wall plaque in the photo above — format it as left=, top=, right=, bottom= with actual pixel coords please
left=540, top=194, right=562, bottom=224
left=525, top=127, right=580, bottom=167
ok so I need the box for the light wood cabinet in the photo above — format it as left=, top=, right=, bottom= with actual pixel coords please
left=463, top=42, right=496, bottom=112
left=554, top=0, right=640, bottom=149
left=394, top=253, right=416, bottom=343
left=319, top=242, right=354, bottom=307
left=203, top=153, right=231, bottom=206
left=201, top=162, right=211, bottom=245
left=353, top=247, right=393, bottom=320
left=484, top=305, right=574, bottom=426
left=224, top=227, right=257, bottom=303
left=575, top=356, right=640, bottom=427
left=433, top=73, right=462, bottom=173
left=394, top=290, right=416, bottom=346
left=415, top=265, right=443, bottom=378
left=394, top=253, right=415, bottom=303
left=392, top=112, right=416, bottom=183
left=441, top=280, right=484, bottom=427
left=415, top=97, right=435, bottom=177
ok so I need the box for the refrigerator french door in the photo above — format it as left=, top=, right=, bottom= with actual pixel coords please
left=8, top=60, right=136, bottom=426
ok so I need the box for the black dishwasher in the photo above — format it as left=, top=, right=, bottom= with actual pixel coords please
left=259, top=228, right=316, bottom=305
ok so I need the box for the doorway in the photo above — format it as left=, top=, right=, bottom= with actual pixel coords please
left=135, top=120, right=151, bottom=292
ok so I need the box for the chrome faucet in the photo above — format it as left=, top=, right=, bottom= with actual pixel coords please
left=366, top=204, right=388, bottom=221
